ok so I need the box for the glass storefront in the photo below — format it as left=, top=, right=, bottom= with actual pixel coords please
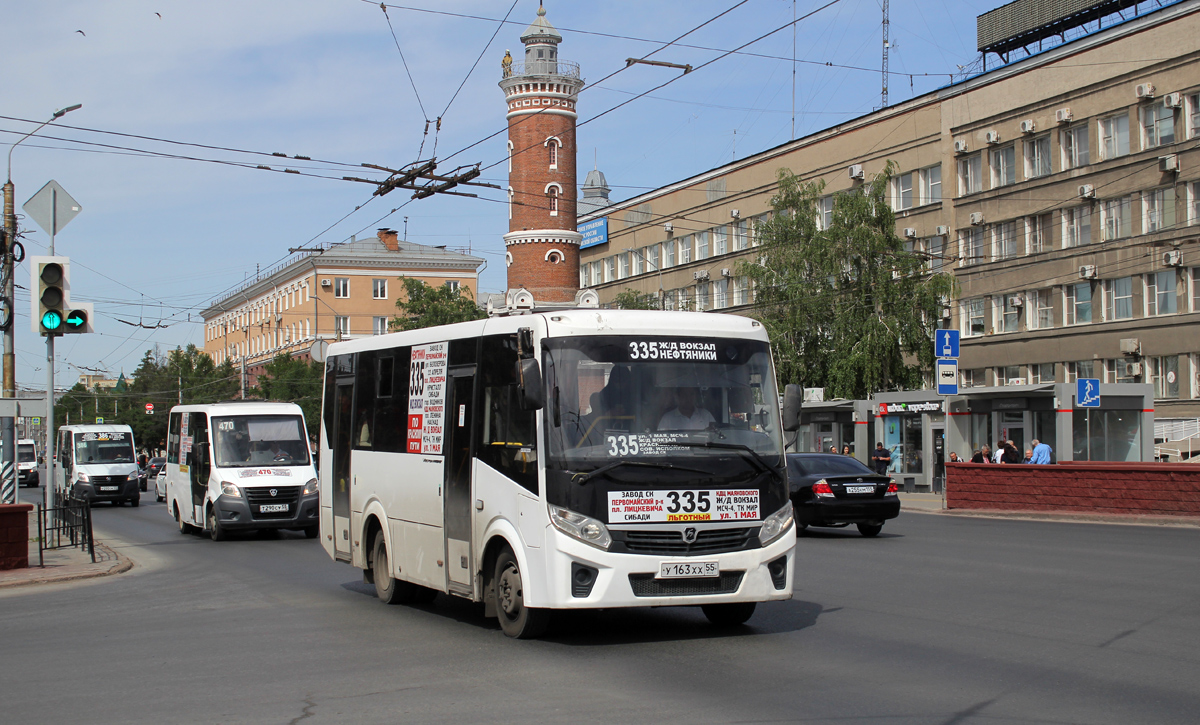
left=881, top=414, right=924, bottom=474
left=1073, top=409, right=1142, bottom=461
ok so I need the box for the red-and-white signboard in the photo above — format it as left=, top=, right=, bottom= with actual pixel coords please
left=145, top=403, right=154, bottom=411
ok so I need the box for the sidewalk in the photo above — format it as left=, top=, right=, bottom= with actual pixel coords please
left=0, top=510, right=133, bottom=590
left=898, top=491, right=1200, bottom=528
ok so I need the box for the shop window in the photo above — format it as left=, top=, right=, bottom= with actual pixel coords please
left=1072, top=409, right=1141, bottom=461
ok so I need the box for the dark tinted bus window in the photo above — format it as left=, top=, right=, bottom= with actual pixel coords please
left=167, top=412, right=182, bottom=464
left=477, top=334, right=537, bottom=493
left=354, top=350, right=376, bottom=450
left=374, top=348, right=409, bottom=453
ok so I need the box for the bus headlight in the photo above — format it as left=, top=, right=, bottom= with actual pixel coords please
left=76, top=473, right=90, bottom=483
left=220, top=482, right=242, bottom=499
left=759, top=501, right=794, bottom=547
left=302, top=478, right=318, bottom=496
left=549, top=505, right=612, bottom=551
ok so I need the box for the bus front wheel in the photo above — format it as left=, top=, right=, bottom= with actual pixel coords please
left=207, top=507, right=228, bottom=542
left=494, top=549, right=549, bottom=639
left=702, top=602, right=756, bottom=627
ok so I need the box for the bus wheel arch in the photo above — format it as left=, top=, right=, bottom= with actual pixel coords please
left=362, top=514, right=386, bottom=584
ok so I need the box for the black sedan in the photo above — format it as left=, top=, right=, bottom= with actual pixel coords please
left=146, top=457, right=166, bottom=479
left=786, top=453, right=900, bottom=537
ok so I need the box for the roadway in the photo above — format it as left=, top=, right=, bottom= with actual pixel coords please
left=2, top=482, right=1199, bottom=724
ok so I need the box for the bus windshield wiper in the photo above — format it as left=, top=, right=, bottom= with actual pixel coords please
left=572, top=460, right=712, bottom=486
left=668, top=440, right=784, bottom=482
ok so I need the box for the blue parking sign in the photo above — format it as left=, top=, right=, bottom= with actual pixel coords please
left=1076, top=378, right=1101, bottom=407
left=935, top=329, right=959, bottom=359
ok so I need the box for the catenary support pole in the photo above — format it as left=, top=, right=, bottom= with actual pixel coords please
left=2, top=181, right=15, bottom=504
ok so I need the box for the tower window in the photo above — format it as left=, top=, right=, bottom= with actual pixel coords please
left=548, top=188, right=559, bottom=216
left=548, top=141, right=558, bottom=169
left=538, top=50, right=544, bottom=58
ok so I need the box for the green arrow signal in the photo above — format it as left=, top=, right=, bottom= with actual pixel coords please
left=41, top=310, right=63, bottom=331
left=65, top=310, right=87, bottom=329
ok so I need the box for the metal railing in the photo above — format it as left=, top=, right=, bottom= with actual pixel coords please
left=36, top=489, right=94, bottom=566
left=502, top=59, right=581, bottom=79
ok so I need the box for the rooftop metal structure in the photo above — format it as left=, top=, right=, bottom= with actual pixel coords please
left=978, top=0, right=1173, bottom=62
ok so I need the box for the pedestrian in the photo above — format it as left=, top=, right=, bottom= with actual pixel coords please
left=829, top=445, right=838, bottom=454
left=948, top=452, right=960, bottom=462
left=993, top=440, right=1007, bottom=464
left=842, top=444, right=851, bottom=456
left=1022, top=448, right=1033, bottom=464
left=871, top=442, right=891, bottom=474
left=971, top=444, right=991, bottom=463
left=1003, top=440, right=1021, bottom=464
left=1030, top=438, right=1053, bottom=464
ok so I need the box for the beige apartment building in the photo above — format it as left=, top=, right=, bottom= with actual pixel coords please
left=579, top=0, right=1200, bottom=419
left=201, top=230, right=482, bottom=385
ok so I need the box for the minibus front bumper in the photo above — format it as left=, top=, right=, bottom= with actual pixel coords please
left=74, top=477, right=139, bottom=504
left=213, top=490, right=319, bottom=531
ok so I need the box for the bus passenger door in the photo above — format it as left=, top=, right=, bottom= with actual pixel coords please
left=332, top=381, right=354, bottom=560
left=189, top=413, right=209, bottom=524
left=443, top=367, right=476, bottom=594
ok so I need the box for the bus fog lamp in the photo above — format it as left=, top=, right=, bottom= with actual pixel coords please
left=220, top=481, right=242, bottom=498
left=759, top=501, right=794, bottom=546
left=549, top=505, right=612, bottom=550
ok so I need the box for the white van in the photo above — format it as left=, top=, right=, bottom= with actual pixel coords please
left=17, top=439, right=39, bottom=487
left=56, top=424, right=141, bottom=506
left=164, top=401, right=318, bottom=541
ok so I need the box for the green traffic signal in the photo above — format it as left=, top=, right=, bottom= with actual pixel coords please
left=41, top=310, right=63, bottom=331
left=64, top=309, right=87, bottom=332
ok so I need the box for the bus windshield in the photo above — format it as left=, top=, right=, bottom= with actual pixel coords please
left=212, top=415, right=310, bottom=467
left=18, top=444, right=36, bottom=463
left=74, top=431, right=136, bottom=464
left=544, top=336, right=784, bottom=474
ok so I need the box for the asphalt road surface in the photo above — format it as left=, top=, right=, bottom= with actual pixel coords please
left=3, top=485, right=1199, bottom=724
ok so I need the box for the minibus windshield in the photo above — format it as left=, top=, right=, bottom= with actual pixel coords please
left=74, top=431, right=136, bottom=464
left=212, top=415, right=310, bottom=467
left=18, top=445, right=36, bottom=463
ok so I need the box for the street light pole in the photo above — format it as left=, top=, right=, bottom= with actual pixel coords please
left=2, top=103, right=82, bottom=504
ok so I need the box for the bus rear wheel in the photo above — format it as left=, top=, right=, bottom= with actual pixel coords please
left=702, top=602, right=757, bottom=627
left=494, top=549, right=549, bottom=639
left=175, top=504, right=191, bottom=535
left=371, top=532, right=420, bottom=605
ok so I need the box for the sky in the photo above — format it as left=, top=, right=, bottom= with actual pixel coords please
left=2, top=0, right=1003, bottom=392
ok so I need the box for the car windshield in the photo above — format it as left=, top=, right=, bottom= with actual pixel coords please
left=789, top=455, right=876, bottom=477
left=74, top=431, right=136, bottom=464
left=212, top=415, right=310, bottom=467
left=18, top=445, right=36, bottom=463
left=150, top=457, right=164, bottom=465
left=544, top=336, right=784, bottom=472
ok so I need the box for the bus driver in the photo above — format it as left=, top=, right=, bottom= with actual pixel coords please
left=658, top=387, right=716, bottom=431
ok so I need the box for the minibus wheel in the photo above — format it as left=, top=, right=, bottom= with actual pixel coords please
left=175, top=504, right=192, bottom=535
left=701, top=602, right=756, bottom=627
left=372, top=532, right=410, bottom=604
left=494, top=549, right=549, bottom=639
left=303, top=526, right=319, bottom=539
left=207, top=507, right=227, bottom=542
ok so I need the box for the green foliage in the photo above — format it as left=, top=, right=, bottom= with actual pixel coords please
left=738, top=163, right=957, bottom=399
left=612, top=288, right=661, bottom=310
left=252, top=353, right=323, bottom=437
left=391, top=277, right=485, bottom=331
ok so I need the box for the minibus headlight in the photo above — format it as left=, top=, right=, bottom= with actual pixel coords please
left=76, top=472, right=90, bottom=483
left=220, top=481, right=242, bottom=499
left=548, top=505, right=612, bottom=551
left=127, top=472, right=140, bottom=482
left=302, top=478, right=318, bottom=496
left=759, top=501, right=794, bottom=547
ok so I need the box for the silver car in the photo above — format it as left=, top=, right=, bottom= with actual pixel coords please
left=154, top=469, right=167, bottom=502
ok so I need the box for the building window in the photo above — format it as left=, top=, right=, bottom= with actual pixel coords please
left=617, top=252, right=629, bottom=280
left=958, top=154, right=982, bottom=195
left=1144, top=187, right=1176, bottom=233
left=1024, top=135, right=1052, bottom=178
left=1065, top=282, right=1092, bottom=325
left=1027, top=213, right=1051, bottom=254
left=334, top=277, right=350, bottom=298
left=1029, top=288, right=1054, bottom=329
left=1191, top=181, right=1200, bottom=225
left=664, top=240, right=677, bottom=268
left=1141, top=103, right=1176, bottom=149
left=695, top=231, right=709, bottom=261
left=1104, top=276, right=1134, bottom=321
left=645, top=244, right=660, bottom=271
left=1146, top=270, right=1177, bottom=316
left=815, top=196, right=834, bottom=230
left=590, top=261, right=602, bottom=285
left=372, top=278, right=387, bottom=299
left=993, top=221, right=1018, bottom=260
left=960, top=368, right=985, bottom=388
left=1064, top=205, right=1092, bottom=247
left=733, top=220, right=748, bottom=250
left=927, top=235, right=946, bottom=273
left=548, top=139, right=558, bottom=169
left=1068, top=360, right=1096, bottom=382
left=1032, top=363, right=1056, bottom=384
left=679, top=236, right=693, bottom=264
left=1061, top=123, right=1090, bottom=169
left=920, top=164, right=942, bottom=205
left=335, top=316, right=350, bottom=336
left=964, top=298, right=986, bottom=336
left=445, top=280, right=460, bottom=292
left=1099, top=113, right=1130, bottom=160
left=893, top=172, right=914, bottom=210
left=1106, top=357, right=1139, bottom=384
left=373, top=316, right=389, bottom=335
left=548, top=187, right=559, bottom=216
left=997, top=365, right=1022, bottom=385
left=631, top=249, right=644, bottom=275
left=1189, top=92, right=1200, bottom=139
left=751, top=213, right=769, bottom=246
left=695, top=282, right=710, bottom=311
left=1101, top=196, right=1132, bottom=240
left=1152, top=356, right=1180, bottom=398
left=990, top=144, right=1017, bottom=187
left=604, top=257, right=615, bottom=283
left=733, top=277, right=750, bottom=306
left=663, top=289, right=677, bottom=311
left=999, top=295, right=1020, bottom=333
left=714, top=225, right=728, bottom=256
left=713, top=278, right=728, bottom=309
left=961, top=228, right=985, bottom=265
left=580, top=265, right=589, bottom=288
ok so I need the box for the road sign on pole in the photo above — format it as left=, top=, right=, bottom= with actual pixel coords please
left=935, top=329, right=960, bottom=359
left=95, top=417, right=104, bottom=424
left=23, top=180, right=82, bottom=238
left=1076, top=378, right=1101, bottom=407
left=145, top=403, right=154, bottom=415
left=937, top=359, right=959, bottom=395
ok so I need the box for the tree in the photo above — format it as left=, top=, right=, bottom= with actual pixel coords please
left=612, top=288, right=660, bottom=310
left=738, top=163, right=956, bottom=399
left=391, top=277, right=486, bottom=331
left=253, top=353, right=323, bottom=437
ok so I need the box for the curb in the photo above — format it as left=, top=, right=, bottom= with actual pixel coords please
left=0, top=542, right=134, bottom=590
left=902, top=505, right=1200, bottom=529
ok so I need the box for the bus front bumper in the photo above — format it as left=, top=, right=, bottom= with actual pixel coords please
left=74, top=479, right=139, bottom=503
left=213, top=492, right=319, bottom=531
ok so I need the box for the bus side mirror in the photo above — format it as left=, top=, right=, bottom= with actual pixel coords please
left=517, top=359, right=544, bottom=411
left=782, top=384, right=803, bottom=432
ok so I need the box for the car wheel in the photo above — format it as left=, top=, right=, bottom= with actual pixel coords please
left=702, top=602, right=757, bottom=627
left=857, top=522, right=883, bottom=537
left=494, top=549, right=549, bottom=639
left=207, top=507, right=227, bottom=542
left=156, top=493, right=165, bottom=503
left=131, top=496, right=140, bottom=508
left=303, top=526, right=319, bottom=539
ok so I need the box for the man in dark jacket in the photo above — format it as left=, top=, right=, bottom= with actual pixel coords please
left=871, top=442, right=891, bottom=474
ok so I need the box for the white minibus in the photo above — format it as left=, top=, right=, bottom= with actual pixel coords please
left=164, top=401, right=319, bottom=540
left=319, top=310, right=796, bottom=638
left=17, top=439, right=39, bottom=487
left=55, top=424, right=141, bottom=505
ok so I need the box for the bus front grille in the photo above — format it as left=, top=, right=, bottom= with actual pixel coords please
left=245, top=485, right=301, bottom=519
left=627, top=572, right=744, bottom=597
left=618, top=527, right=756, bottom=556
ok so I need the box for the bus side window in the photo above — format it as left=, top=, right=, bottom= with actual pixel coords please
left=354, top=350, right=377, bottom=449
left=373, top=348, right=409, bottom=453
left=167, top=412, right=182, bottom=464
left=477, top=334, right=537, bottom=493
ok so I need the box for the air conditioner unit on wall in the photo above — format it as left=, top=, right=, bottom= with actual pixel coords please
left=1136, top=83, right=1156, bottom=99
left=969, top=212, right=985, bottom=226
left=320, top=278, right=332, bottom=287
left=1120, top=338, right=1142, bottom=355
left=1164, top=92, right=1183, bottom=108
left=1020, top=120, right=1036, bottom=134
left=721, top=268, right=732, bottom=277
left=730, top=209, right=740, bottom=219
left=1125, top=361, right=1143, bottom=377
left=693, top=269, right=710, bottom=280
left=1055, top=108, right=1073, bottom=123
left=985, top=131, right=1001, bottom=144
left=903, top=227, right=917, bottom=238
left=953, top=139, right=969, bottom=154
left=1160, top=154, right=1179, bottom=173
left=1078, top=184, right=1095, bottom=199
left=1008, top=294, right=1024, bottom=307
left=1079, top=264, right=1097, bottom=279
left=935, top=225, right=949, bottom=236
left=1164, top=250, right=1183, bottom=267
left=848, top=164, right=864, bottom=180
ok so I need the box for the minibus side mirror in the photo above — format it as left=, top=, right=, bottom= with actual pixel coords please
left=517, top=358, right=544, bottom=411
left=782, top=384, right=803, bottom=432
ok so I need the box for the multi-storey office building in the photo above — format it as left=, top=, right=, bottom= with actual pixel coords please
left=200, top=230, right=482, bottom=386
left=579, top=0, right=1200, bottom=422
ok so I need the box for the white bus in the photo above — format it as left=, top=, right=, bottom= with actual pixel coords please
left=164, top=402, right=319, bottom=541
left=319, top=310, right=796, bottom=638
left=55, top=424, right=140, bottom=505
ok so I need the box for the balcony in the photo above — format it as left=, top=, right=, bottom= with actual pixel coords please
left=502, top=59, right=581, bottom=80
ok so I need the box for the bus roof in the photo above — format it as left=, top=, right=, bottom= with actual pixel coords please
left=167, top=401, right=305, bottom=416
left=58, top=424, right=134, bottom=434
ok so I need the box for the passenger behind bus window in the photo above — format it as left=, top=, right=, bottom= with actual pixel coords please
left=658, top=387, right=716, bottom=431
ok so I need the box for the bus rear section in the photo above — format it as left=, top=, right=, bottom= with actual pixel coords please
left=319, top=310, right=795, bottom=638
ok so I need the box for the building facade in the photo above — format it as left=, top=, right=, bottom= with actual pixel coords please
left=200, top=230, right=482, bottom=386
left=579, top=0, right=1200, bottom=424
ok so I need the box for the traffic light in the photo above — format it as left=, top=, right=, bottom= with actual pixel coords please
left=30, top=256, right=70, bottom=337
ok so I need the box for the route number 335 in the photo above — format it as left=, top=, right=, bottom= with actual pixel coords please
left=607, top=434, right=640, bottom=456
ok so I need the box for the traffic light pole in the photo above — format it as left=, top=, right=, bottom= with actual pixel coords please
left=46, top=234, right=56, bottom=503
left=2, top=181, right=14, bottom=504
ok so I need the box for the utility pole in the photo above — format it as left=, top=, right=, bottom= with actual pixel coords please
left=881, top=0, right=890, bottom=109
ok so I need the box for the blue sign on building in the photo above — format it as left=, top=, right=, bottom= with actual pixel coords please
left=579, top=218, right=608, bottom=249
left=935, top=329, right=960, bottom=359
left=1076, top=378, right=1101, bottom=407
left=936, top=359, right=959, bottom=396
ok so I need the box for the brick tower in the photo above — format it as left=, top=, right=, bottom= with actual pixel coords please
left=499, top=5, right=585, bottom=304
